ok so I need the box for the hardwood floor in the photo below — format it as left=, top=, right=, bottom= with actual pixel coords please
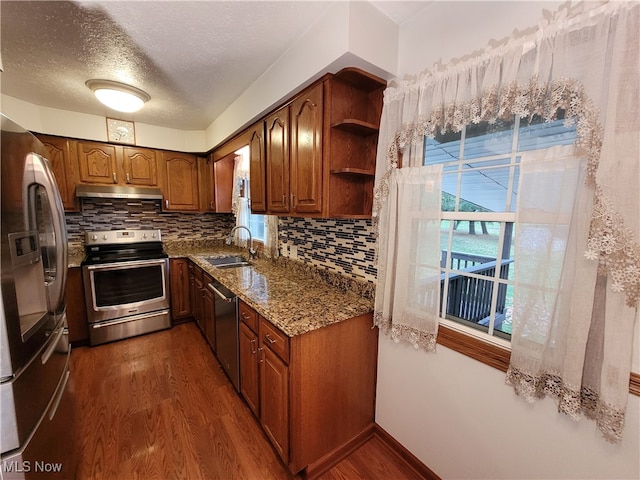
left=71, top=322, right=424, bottom=480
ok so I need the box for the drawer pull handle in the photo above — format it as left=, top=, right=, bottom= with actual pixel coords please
left=264, top=334, right=277, bottom=345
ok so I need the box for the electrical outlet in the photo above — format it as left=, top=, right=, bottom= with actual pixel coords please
left=281, top=244, right=289, bottom=256
left=290, top=245, right=298, bottom=259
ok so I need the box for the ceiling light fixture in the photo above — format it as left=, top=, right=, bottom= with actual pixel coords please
left=85, top=79, right=150, bottom=113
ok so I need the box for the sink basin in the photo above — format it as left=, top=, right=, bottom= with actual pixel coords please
left=205, top=255, right=252, bottom=269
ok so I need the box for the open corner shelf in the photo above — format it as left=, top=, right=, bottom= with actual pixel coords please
left=331, top=119, right=379, bottom=136
left=330, top=167, right=375, bottom=177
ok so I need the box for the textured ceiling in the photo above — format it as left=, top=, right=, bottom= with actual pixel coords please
left=0, top=1, right=429, bottom=131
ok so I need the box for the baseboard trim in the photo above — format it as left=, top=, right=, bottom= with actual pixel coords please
left=373, top=424, right=441, bottom=480
left=300, top=423, right=439, bottom=480
left=301, top=423, right=377, bottom=480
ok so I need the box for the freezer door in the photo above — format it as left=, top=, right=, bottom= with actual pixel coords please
left=0, top=316, right=69, bottom=455
left=0, top=366, right=76, bottom=480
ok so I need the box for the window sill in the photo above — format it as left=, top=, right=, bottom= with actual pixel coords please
left=436, top=324, right=640, bottom=396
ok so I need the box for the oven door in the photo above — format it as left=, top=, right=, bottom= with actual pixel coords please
left=82, top=258, right=169, bottom=324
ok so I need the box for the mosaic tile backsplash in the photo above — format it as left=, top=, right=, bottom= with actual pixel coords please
left=278, top=217, right=377, bottom=283
left=65, top=198, right=235, bottom=243
left=65, top=199, right=378, bottom=284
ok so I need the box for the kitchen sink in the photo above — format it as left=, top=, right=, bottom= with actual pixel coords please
left=205, top=255, right=252, bottom=269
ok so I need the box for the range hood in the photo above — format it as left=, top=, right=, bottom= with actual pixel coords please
left=75, top=184, right=163, bottom=200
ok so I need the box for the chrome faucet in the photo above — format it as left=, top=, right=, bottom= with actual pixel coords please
left=226, top=225, right=256, bottom=257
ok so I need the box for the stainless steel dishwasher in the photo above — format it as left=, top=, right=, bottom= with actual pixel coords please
left=208, top=279, right=240, bottom=391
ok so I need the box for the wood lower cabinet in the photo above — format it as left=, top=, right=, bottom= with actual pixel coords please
left=239, top=322, right=260, bottom=417
left=169, top=258, right=192, bottom=323
left=65, top=267, right=88, bottom=345
left=238, top=300, right=378, bottom=475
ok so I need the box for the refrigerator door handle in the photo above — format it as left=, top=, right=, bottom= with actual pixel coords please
left=27, top=153, right=68, bottom=312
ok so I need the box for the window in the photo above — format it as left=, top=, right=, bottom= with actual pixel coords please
left=234, top=146, right=267, bottom=244
left=425, top=114, right=576, bottom=342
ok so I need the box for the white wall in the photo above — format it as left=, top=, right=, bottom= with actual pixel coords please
left=375, top=2, right=640, bottom=479
left=205, top=1, right=398, bottom=148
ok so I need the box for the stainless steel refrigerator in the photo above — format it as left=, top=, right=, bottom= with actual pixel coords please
left=0, top=115, right=77, bottom=479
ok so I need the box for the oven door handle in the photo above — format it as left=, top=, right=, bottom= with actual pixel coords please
left=91, top=311, right=170, bottom=328
left=85, top=259, right=168, bottom=271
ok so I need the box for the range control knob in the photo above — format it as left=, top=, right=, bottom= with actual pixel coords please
left=91, top=234, right=98, bottom=241
left=102, top=234, right=108, bottom=240
left=142, top=233, right=148, bottom=239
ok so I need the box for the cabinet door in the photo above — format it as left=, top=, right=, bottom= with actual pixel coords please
left=122, top=146, right=159, bottom=186
left=169, top=259, right=191, bottom=321
left=198, top=156, right=215, bottom=212
left=239, top=322, right=260, bottom=417
left=163, top=152, right=199, bottom=211
left=248, top=122, right=267, bottom=213
left=260, top=346, right=289, bottom=463
left=38, top=135, right=77, bottom=211
left=265, top=107, right=289, bottom=213
left=290, top=82, right=323, bottom=214
left=214, top=153, right=234, bottom=213
left=77, top=141, right=119, bottom=185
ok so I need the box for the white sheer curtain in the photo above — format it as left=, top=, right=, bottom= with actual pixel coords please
left=374, top=165, right=442, bottom=351
left=373, top=1, right=639, bottom=442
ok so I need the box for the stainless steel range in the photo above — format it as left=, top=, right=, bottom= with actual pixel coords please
left=81, top=229, right=171, bottom=346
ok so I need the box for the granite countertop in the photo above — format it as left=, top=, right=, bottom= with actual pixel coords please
left=165, top=242, right=374, bottom=338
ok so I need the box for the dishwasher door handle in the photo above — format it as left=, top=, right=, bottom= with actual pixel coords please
left=208, top=283, right=234, bottom=303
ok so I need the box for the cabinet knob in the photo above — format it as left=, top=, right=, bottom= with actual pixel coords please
left=290, top=193, right=295, bottom=207
left=165, top=199, right=169, bottom=209
left=112, top=172, right=117, bottom=183
left=126, top=173, right=131, bottom=183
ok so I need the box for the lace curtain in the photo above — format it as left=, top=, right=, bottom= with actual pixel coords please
left=373, top=1, right=639, bottom=442
left=374, top=165, right=442, bottom=350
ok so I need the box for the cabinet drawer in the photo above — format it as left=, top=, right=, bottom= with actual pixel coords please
left=260, top=318, right=289, bottom=364
left=239, top=301, right=259, bottom=333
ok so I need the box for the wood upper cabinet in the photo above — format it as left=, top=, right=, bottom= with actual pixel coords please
left=248, top=121, right=267, bottom=213
left=120, top=146, right=159, bottom=186
left=169, top=258, right=191, bottom=322
left=76, top=141, right=119, bottom=185
left=37, top=134, right=78, bottom=211
left=289, top=81, right=323, bottom=214
left=198, top=156, right=215, bottom=212
left=162, top=152, right=199, bottom=211
left=265, top=106, right=290, bottom=213
left=213, top=153, right=234, bottom=213
left=76, top=141, right=160, bottom=187
left=265, top=81, right=323, bottom=216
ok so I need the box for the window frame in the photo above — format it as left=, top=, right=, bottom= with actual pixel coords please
left=421, top=119, right=640, bottom=396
